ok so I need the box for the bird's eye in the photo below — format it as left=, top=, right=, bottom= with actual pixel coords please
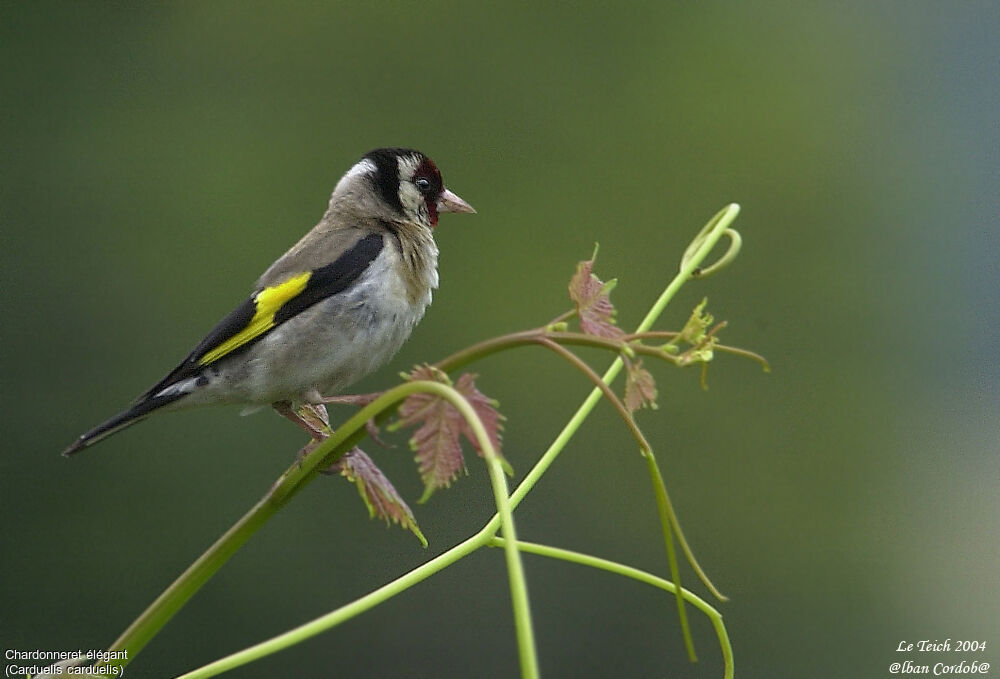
left=415, top=177, right=431, bottom=193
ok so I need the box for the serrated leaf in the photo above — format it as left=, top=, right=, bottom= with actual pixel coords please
left=568, top=256, right=625, bottom=339
left=397, top=367, right=466, bottom=502
left=414, top=416, right=465, bottom=500
left=337, top=447, right=426, bottom=546
left=677, top=298, right=714, bottom=345
left=670, top=299, right=723, bottom=373
left=453, top=373, right=504, bottom=456
left=400, top=363, right=453, bottom=386
left=396, top=367, right=508, bottom=502
left=624, top=358, right=658, bottom=413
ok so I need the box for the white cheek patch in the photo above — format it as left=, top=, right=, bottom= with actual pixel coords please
left=397, top=183, right=425, bottom=217
left=395, top=155, right=427, bottom=218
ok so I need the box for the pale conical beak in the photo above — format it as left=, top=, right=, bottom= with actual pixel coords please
left=437, top=188, right=476, bottom=214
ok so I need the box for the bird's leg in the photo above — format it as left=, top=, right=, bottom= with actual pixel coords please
left=273, top=401, right=349, bottom=473
left=298, top=402, right=332, bottom=434
left=272, top=401, right=329, bottom=440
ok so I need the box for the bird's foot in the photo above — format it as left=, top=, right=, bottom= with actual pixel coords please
left=273, top=401, right=331, bottom=440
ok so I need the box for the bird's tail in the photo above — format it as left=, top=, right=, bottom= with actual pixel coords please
left=62, top=391, right=186, bottom=456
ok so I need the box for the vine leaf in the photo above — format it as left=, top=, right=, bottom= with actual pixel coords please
left=454, top=372, right=505, bottom=456
left=568, top=248, right=624, bottom=339
left=624, top=358, right=658, bottom=413
left=395, top=365, right=506, bottom=503
left=660, top=298, right=725, bottom=390
left=672, top=298, right=714, bottom=349
left=336, top=447, right=426, bottom=547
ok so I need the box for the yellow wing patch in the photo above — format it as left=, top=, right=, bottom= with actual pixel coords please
left=198, top=271, right=311, bottom=366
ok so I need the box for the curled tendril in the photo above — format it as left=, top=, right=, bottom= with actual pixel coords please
left=680, top=203, right=742, bottom=278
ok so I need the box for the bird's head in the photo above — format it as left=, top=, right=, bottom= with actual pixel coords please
left=331, top=147, right=475, bottom=228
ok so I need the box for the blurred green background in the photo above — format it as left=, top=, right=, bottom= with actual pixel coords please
left=3, top=3, right=998, bottom=677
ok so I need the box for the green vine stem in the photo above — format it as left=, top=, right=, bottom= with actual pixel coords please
left=488, top=539, right=734, bottom=679
left=473, top=204, right=742, bottom=664
left=502, top=203, right=741, bottom=547
left=647, top=451, right=727, bottom=602
left=682, top=207, right=742, bottom=278
left=91, top=381, right=537, bottom=678
left=436, top=328, right=767, bottom=376
left=169, top=381, right=538, bottom=679
left=494, top=203, right=741, bottom=658
left=648, top=450, right=697, bottom=661
left=534, top=336, right=697, bottom=659
left=78, top=203, right=742, bottom=679
left=91, top=391, right=395, bottom=672
left=439, top=382, right=539, bottom=679
left=173, top=527, right=492, bottom=679
left=536, top=337, right=652, bottom=452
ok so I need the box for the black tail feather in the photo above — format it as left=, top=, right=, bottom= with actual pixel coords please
left=62, top=391, right=187, bottom=456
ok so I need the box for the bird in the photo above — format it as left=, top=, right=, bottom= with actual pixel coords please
left=63, top=147, right=475, bottom=456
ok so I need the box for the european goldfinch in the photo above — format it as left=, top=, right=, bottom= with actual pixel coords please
left=64, top=148, right=474, bottom=455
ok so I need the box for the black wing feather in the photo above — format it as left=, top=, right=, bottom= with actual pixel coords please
left=273, top=232, right=384, bottom=324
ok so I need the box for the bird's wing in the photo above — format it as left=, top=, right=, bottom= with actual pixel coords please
left=136, top=231, right=385, bottom=401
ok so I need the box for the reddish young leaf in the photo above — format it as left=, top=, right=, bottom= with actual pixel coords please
left=454, top=373, right=504, bottom=456
left=401, top=363, right=450, bottom=386
left=397, top=366, right=466, bottom=501
left=624, top=358, right=659, bottom=413
left=412, top=399, right=466, bottom=501
left=568, top=257, right=624, bottom=339
left=396, top=366, right=507, bottom=502
left=337, top=447, right=426, bottom=546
